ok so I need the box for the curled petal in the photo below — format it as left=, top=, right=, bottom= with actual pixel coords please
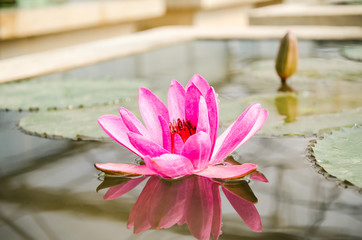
left=250, top=171, right=269, bottom=183
left=119, top=107, right=149, bottom=138
left=145, top=154, right=194, bottom=178
left=168, top=80, right=186, bottom=122
left=98, top=115, right=143, bottom=157
left=185, top=84, right=202, bottom=127
left=186, top=74, right=210, bottom=96
left=195, top=164, right=257, bottom=179
left=158, top=115, right=171, bottom=152
left=143, top=155, right=165, bottom=177
left=128, top=132, right=169, bottom=158
left=232, top=109, right=268, bottom=155
left=182, top=131, right=212, bottom=170
left=173, top=133, right=184, bottom=155
left=197, top=96, right=210, bottom=136
left=205, top=87, right=219, bottom=153
left=94, top=163, right=157, bottom=176
left=211, top=104, right=266, bottom=164
left=139, top=88, right=169, bottom=146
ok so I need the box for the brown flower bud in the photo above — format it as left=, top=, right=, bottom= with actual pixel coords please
left=275, top=31, right=298, bottom=83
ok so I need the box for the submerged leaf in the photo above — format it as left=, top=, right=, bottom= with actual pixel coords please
left=311, top=125, right=362, bottom=189
left=222, top=180, right=258, bottom=203
left=342, top=45, right=362, bottom=62
left=97, top=177, right=135, bottom=192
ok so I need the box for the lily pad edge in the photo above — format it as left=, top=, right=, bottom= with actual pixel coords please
left=16, top=120, right=112, bottom=142
left=305, top=125, right=362, bottom=193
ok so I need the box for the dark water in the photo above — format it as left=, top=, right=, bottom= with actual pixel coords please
left=0, top=40, right=361, bottom=240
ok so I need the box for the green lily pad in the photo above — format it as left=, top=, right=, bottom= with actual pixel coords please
left=223, top=57, right=362, bottom=135
left=234, top=58, right=362, bottom=94
left=18, top=103, right=138, bottom=140
left=0, top=78, right=148, bottom=111
left=342, top=45, right=362, bottom=62
left=219, top=93, right=362, bottom=136
left=310, top=125, right=362, bottom=190
left=19, top=90, right=362, bottom=140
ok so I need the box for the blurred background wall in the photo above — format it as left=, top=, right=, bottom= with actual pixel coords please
left=0, top=0, right=361, bottom=59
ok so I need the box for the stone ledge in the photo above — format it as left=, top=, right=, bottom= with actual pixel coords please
left=250, top=4, right=362, bottom=17
left=0, top=23, right=136, bottom=59
left=249, top=4, right=362, bottom=26
left=195, top=25, right=362, bottom=40
left=0, top=25, right=361, bottom=83
left=0, top=0, right=165, bottom=40
left=167, top=0, right=274, bottom=10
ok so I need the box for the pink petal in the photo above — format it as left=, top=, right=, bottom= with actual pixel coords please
left=173, top=133, right=184, bottom=155
left=128, top=132, right=169, bottom=158
left=211, top=183, right=222, bottom=240
left=143, top=155, right=167, bottom=178
left=196, top=96, right=210, bottom=136
left=119, top=107, right=149, bottom=138
left=158, top=115, right=171, bottom=152
left=98, top=115, right=144, bottom=157
left=210, top=103, right=264, bottom=164
left=94, top=163, right=157, bottom=176
left=177, top=176, right=196, bottom=226
left=148, top=177, right=188, bottom=229
left=139, top=88, right=169, bottom=146
left=147, top=154, right=194, bottom=178
left=186, top=176, right=214, bottom=240
left=186, top=74, right=210, bottom=96
left=225, top=109, right=268, bottom=161
left=104, top=177, right=147, bottom=200
left=195, top=164, right=257, bottom=179
left=222, top=187, right=262, bottom=232
left=168, top=80, right=186, bottom=122
left=181, top=131, right=212, bottom=170
left=128, top=177, right=158, bottom=233
left=185, top=84, right=202, bottom=127
left=205, top=87, right=219, bottom=154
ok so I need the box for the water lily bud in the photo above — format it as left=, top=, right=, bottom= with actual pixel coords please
left=275, top=31, right=298, bottom=83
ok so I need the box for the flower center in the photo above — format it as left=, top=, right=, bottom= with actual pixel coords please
left=169, top=118, right=196, bottom=153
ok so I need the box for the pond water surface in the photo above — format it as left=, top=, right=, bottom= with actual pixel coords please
left=0, top=40, right=361, bottom=240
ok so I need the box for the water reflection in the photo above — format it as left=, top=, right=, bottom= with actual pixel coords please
left=98, top=172, right=266, bottom=240
left=274, top=92, right=299, bottom=123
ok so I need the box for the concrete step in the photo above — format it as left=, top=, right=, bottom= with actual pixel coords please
left=249, top=4, right=362, bottom=26
left=138, top=0, right=281, bottom=30
left=0, top=0, right=165, bottom=40
left=0, top=0, right=165, bottom=59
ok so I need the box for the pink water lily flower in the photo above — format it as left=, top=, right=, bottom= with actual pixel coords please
left=95, top=74, right=268, bottom=179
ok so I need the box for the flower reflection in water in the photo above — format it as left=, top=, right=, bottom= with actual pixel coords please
left=97, top=160, right=267, bottom=240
